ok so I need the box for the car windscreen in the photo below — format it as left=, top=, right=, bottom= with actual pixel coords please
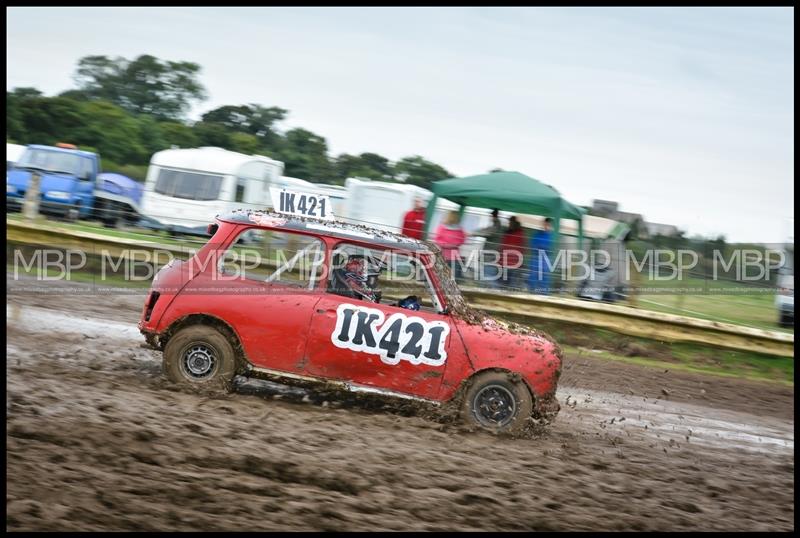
left=15, top=149, right=86, bottom=176
left=154, top=168, right=224, bottom=201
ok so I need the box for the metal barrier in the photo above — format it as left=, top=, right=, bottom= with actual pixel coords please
left=460, top=287, right=793, bottom=358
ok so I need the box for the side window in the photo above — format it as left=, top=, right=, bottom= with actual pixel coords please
left=384, top=253, right=443, bottom=313
left=220, top=229, right=324, bottom=289
left=328, top=243, right=443, bottom=313
left=81, top=157, right=94, bottom=180
left=154, top=168, right=223, bottom=200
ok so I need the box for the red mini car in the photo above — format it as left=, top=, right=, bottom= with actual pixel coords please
left=139, top=209, right=562, bottom=432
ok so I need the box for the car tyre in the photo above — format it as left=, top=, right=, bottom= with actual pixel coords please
left=163, top=325, right=237, bottom=391
left=460, top=371, right=534, bottom=434
left=103, top=215, right=122, bottom=229
left=102, top=203, right=123, bottom=229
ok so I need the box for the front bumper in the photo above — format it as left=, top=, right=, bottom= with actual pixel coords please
left=6, top=196, right=75, bottom=217
left=532, top=392, right=561, bottom=423
left=6, top=196, right=22, bottom=212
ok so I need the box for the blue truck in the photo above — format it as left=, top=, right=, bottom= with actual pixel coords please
left=6, top=143, right=143, bottom=227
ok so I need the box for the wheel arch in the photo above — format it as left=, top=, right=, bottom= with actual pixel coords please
left=161, top=313, right=250, bottom=374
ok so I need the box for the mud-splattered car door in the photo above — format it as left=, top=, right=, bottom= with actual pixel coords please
left=303, top=298, right=454, bottom=399
left=301, top=246, right=459, bottom=400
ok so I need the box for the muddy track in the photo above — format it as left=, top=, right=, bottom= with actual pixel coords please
left=6, top=278, right=795, bottom=531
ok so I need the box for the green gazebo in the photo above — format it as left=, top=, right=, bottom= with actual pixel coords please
left=423, top=170, right=586, bottom=256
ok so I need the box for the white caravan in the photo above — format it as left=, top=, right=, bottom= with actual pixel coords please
left=140, top=147, right=284, bottom=232
left=274, top=175, right=313, bottom=190
left=340, top=177, right=462, bottom=233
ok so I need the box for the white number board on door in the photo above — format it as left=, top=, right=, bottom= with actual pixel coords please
left=269, top=187, right=335, bottom=221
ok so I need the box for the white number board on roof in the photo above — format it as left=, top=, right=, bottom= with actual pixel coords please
left=270, top=187, right=335, bottom=221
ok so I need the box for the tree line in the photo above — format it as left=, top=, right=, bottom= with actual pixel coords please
left=6, top=54, right=452, bottom=187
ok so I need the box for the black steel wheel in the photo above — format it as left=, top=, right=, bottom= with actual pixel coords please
left=460, top=371, right=534, bottom=433
left=163, top=325, right=237, bottom=390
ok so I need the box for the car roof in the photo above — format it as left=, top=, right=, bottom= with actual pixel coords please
left=27, top=144, right=96, bottom=158
left=218, top=209, right=430, bottom=252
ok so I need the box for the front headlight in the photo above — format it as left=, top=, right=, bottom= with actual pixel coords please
left=7, top=184, right=16, bottom=193
left=47, top=191, right=72, bottom=200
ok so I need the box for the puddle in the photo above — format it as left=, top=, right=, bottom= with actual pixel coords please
left=7, top=304, right=141, bottom=340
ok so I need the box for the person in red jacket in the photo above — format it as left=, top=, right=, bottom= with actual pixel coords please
left=401, top=197, right=427, bottom=240
left=500, top=216, right=526, bottom=290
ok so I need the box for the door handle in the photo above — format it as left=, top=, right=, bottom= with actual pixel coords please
left=316, top=309, right=326, bottom=314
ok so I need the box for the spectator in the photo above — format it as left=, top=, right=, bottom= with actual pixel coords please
left=434, top=211, right=467, bottom=282
left=401, top=197, right=427, bottom=240
left=500, top=216, right=525, bottom=290
left=473, top=208, right=504, bottom=287
left=528, top=217, right=554, bottom=294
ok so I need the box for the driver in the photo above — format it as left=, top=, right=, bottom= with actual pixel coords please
left=340, top=255, right=381, bottom=303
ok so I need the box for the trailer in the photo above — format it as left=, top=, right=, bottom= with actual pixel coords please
left=139, top=146, right=284, bottom=234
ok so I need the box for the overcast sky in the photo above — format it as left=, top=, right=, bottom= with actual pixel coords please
left=6, top=7, right=794, bottom=243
